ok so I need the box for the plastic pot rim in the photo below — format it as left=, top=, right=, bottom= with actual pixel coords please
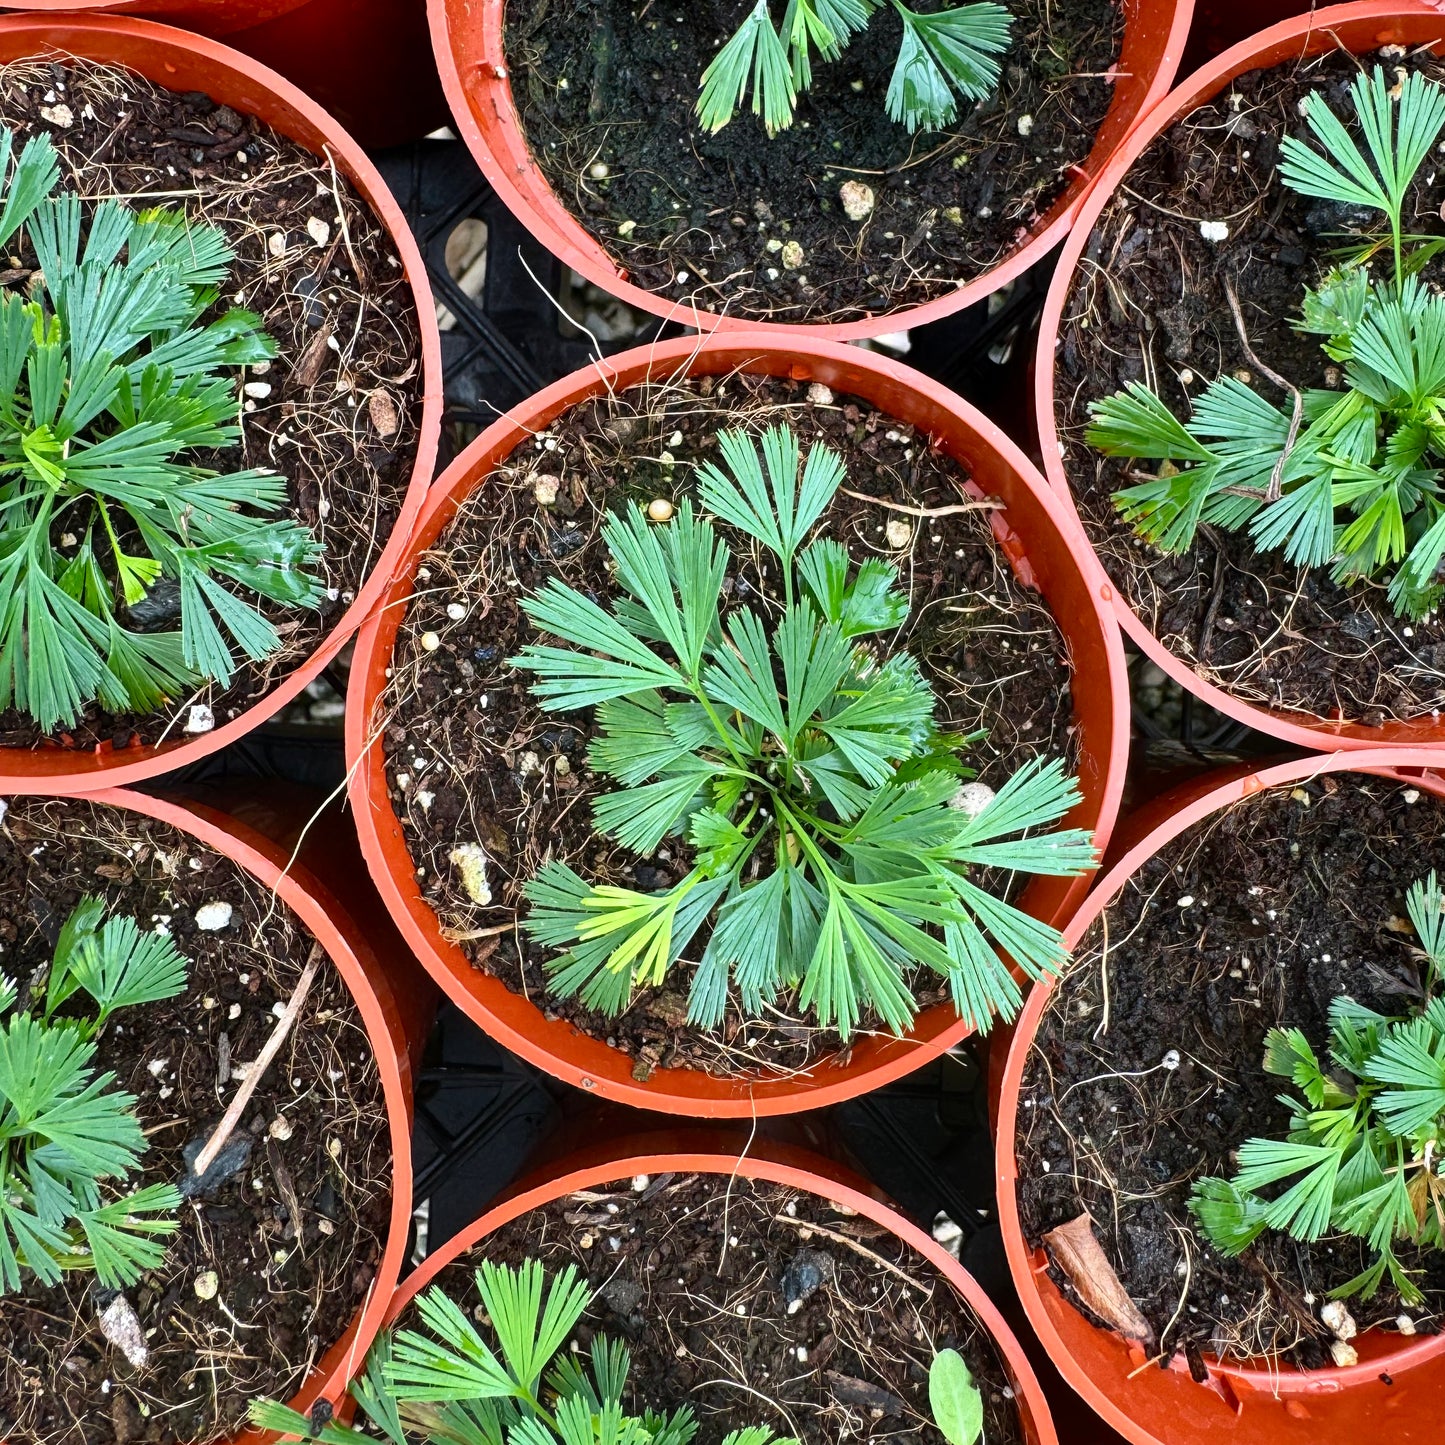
left=384, top=1142, right=1059, bottom=1445
left=345, top=329, right=1131, bottom=1117
left=0, top=784, right=420, bottom=1443
left=995, top=748, right=1445, bottom=1444
left=1033, top=0, right=1445, bottom=751
left=425, top=0, right=1195, bottom=343
left=0, top=0, right=310, bottom=32
left=0, top=13, right=442, bottom=795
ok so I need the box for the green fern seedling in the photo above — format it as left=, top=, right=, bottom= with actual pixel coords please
left=0, top=123, right=325, bottom=731
left=0, top=895, right=188, bottom=1293
left=250, top=1258, right=800, bottom=1445
left=1087, top=67, right=1445, bottom=621
left=1188, top=871, right=1445, bottom=1305
left=507, top=422, right=1095, bottom=1042
left=698, top=0, right=1014, bottom=136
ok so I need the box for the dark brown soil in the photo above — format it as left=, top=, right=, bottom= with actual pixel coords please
left=0, top=57, right=423, bottom=756
left=1053, top=47, right=1445, bottom=725
left=503, top=0, right=1122, bottom=324
left=397, top=1172, right=1022, bottom=1445
left=0, top=797, right=391, bottom=1445
left=1016, top=775, right=1445, bottom=1371
left=381, top=372, right=1077, bottom=1079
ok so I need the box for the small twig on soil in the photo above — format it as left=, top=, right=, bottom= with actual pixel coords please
left=1197, top=536, right=1228, bottom=661
left=838, top=487, right=1003, bottom=518
left=1222, top=279, right=1302, bottom=504
left=192, top=945, right=321, bottom=1178
left=438, top=921, right=515, bottom=943
left=772, top=1214, right=930, bottom=1295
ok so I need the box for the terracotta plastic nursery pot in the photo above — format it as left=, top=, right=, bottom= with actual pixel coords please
left=995, top=749, right=1445, bottom=1445
left=382, top=1134, right=1059, bottom=1445
left=1035, top=2, right=1445, bottom=751
left=0, top=1, right=446, bottom=147
left=347, top=331, right=1131, bottom=1116
left=0, top=14, right=442, bottom=795
left=427, top=0, right=1195, bottom=342
left=0, top=784, right=435, bottom=1445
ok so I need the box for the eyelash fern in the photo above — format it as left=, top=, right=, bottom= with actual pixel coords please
left=0, top=123, right=324, bottom=731
left=251, top=1260, right=989, bottom=1445
left=0, top=896, right=188, bottom=1294
left=251, top=1259, right=800, bottom=1445
left=1086, top=67, right=1445, bottom=620
left=1189, top=871, right=1445, bottom=1305
left=697, top=0, right=1014, bottom=136
left=508, top=422, right=1095, bottom=1042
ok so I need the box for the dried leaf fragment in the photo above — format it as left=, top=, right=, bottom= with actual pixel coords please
left=98, top=1294, right=148, bottom=1368
left=1043, top=1212, right=1155, bottom=1345
left=368, top=388, right=400, bottom=437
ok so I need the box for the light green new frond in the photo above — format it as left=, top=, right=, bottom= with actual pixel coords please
left=698, top=0, right=795, bottom=135
left=887, top=3, right=1014, bottom=133
left=1407, top=870, right=1445, bottom=980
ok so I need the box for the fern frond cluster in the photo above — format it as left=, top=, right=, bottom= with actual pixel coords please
left=509, top=422, right=1094, bottom=1041
left=252, top=1259, right=799, bottom=1445
left=0, top=123, right=324, bottom=730
left=1189, top=872, right=1445, bottom=1305
left=698, top=0, right=1014, bottom=136
left=252, top=1259, right=986, bottom=1445
left=1087, top=68, right=1445, bottom=620
left=0, top=895, right=187, bottom=1293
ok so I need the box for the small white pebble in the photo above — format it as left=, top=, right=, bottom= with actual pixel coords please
left=446, top=602, right=467, bottom=621
left=885, top=518, right=912, bottom=549
left=194, top=901, right=233, bottom=932
left=1017, top=113, right=1034, bottom=136
left=632, top=1174, right=650, bottom=1192
left=242, top=381, right=272, bottom=399
left=267, top=231, right=288, bottom=257
left=807, top=383, right=834, bottom=405
left=420, top=631, right=441, bottom=652
left=228, top=1003, right=242, bottom=1021
left=450, top=843, right=493, bottom=906
left=184, top=704, right=216, bottom=735
left=1200, top=220, right=1230, bottom=243
left=306, top=216, right=331, bottom=247
left=589, top=161, right=610, bottom=180
left=193, top=1271, right=219, bottom=1301
left=39, top=103, right=74, bottom=127
left=838, top=180, right=875, bottom=221
left=1177, top=895, right=1195, bottom=909
left=948, top=782, right=995, bottom=818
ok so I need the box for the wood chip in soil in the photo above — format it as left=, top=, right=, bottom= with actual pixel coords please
left=398, top=1173, right=1023, bottom=1445
left=0, top=797, right=391, bottom=1445
left=0, top=58, right=424, bottom=756
left=503, top=0, right=1122, bottom=324
left=381, top=372, right=1078, bottom=1080
left=1053, top=46, right=1445, bottom=725
left=1016, top=776, right=1445, bottom=1370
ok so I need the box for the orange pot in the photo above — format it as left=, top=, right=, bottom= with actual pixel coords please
left=0, top=1, right=446, bottom=146
left=346, top=330, right=1130, bottom=1116
left=995, top=749, right=1445, bottom=1445
left=0, top=784, right=436, bottom=1444
left=427, top=0, right=1195, bottom=341
left=0, top=14, right=442, bottom=793
left=0, top=16, right=442, bottom=797
left=1034, top=2, right=1445, bottom=751
left=381, top=1133, right=1060, bottom=1445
